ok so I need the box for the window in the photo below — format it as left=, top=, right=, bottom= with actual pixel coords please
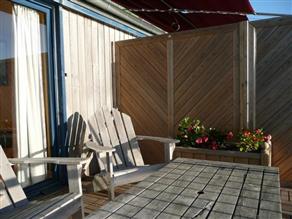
left=0, top=0, right=51, bottom=187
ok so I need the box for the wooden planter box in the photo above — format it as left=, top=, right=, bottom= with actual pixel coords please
left=173, top=142, right=272, bottom=166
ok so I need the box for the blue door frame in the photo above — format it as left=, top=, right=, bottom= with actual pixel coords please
left=11, top=0, right=66, bottom=188
left=12, top=0, right=69, bottom=157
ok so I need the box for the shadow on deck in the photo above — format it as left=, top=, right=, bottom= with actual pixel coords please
left=82, top=182, right=135, bottom=215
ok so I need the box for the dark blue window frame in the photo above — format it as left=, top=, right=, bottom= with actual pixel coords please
left=12, top=0, right=61, bottom=158
left=8, top=0, right=64, bottom=196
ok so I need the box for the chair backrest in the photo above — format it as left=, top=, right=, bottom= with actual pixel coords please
left=88, top=108, right=144, bottom=170
left=0, top=146, right=28, bottom=213
left=65, top=112, right=87, bottom=157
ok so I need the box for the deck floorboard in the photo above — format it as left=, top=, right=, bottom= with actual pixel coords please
left=282, top=187, right=292, bottom=219
left=33, top=182, right=291, bottom=218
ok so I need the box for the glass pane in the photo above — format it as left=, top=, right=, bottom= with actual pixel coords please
left=0, top=0, right=50, bottom=187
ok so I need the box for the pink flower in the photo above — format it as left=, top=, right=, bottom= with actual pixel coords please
left=195, top=137, right=203, bottom=144
left=264, top=134, right=272, bottom=142
left=255, top=129, right=262, bottom=134
left=203, top=136, right=209, bottom=143
left=226, top=131, right=233, bottom=140
left=211, top=141, right=218, bottom=150
left=212, top=145, right=218, bottom=150
left=243, top=131, right=251, bottom=137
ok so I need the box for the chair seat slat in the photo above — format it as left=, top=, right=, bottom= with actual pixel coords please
left=121, top=112, right=144, bottom=166
left=112, top=109, right=136, bottom=167
left=0, top=146, right=28, bottom=209
left=95, top=110, right=116, bottom=168
left=102, top=108, right=126, bottom=169
left=0, top=180, right=13, bottom=212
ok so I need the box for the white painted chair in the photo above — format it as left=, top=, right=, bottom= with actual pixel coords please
left=0, top=145, right=89, bottom=219
left=87, top=108, right=179, bottom=200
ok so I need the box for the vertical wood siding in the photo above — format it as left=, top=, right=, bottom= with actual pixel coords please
left=63, top=9, right=134, bottom=124
left=115, top=22, right=255, bottom=164
left=252, top=18, right=292, bottom=185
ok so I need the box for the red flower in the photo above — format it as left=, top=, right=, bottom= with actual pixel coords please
left=212, top=145, right=218, bottom=150
left=211, top=141, right=218, bottom=150
left=255, top=129, right=262, bottom=134
left=264, top=134, right=272, bottom=142
left=195, top=137, right=203, bottom=144
left=226, top=131, right=233, bottom=140
left=243, top=130, right=251, bottom=137
left=187, top=126, right=193, bottom=133
left=203, top=136, right=209, bottom=143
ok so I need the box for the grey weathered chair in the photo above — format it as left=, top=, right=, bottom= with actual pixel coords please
left=87, top=107, right=179, bottom=200
left=63, top=112, right=95, bottom=176
left=0, top=145, right=89, bottom=219
left=65, top=112, right=87, bottom=158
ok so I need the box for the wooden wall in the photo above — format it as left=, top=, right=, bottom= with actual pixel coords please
left=252, top=18, right=292, bottom=185
left=63, top=9, right=134, bottom=125
left=116, top=37, right=168, bottom=163
left=115, top=22, right=255, bottom=164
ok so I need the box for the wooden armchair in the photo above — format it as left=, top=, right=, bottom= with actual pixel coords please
left=87, top=108, right=179, bottom=200
left=0, top=146, right=89, bottom=219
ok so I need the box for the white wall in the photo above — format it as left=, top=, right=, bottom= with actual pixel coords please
left=63, top=9, right=134, bottom=122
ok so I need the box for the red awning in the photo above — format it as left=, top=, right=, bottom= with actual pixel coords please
left=112, top=0, right=254, bottom=32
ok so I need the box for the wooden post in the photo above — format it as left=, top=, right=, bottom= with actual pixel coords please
left=114, top=44, right=120, bottom=108
left=239, top=21, right=256, bottom=130
left=261, top=141, right=272, bottom=166
left=112, top=41, right=117, bottom=108
left=248, top=24, right=256, bottom=130
left=167, top=37, right=174, bottom=138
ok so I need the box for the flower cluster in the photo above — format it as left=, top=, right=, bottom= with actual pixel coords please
left=177, top=117, right=271, bottom=152
left=237, top=129, right=271, bottom=152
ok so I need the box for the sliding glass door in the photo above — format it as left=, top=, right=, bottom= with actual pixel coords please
left=0, top=0, right=52, bottom=187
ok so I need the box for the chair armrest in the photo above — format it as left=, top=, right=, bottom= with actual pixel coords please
left=8, top=157, right=90, bottom=165
left=137, top=135, right=179, bottom=163
left=9, top=157, right=88, bottom=195
left=136, top=135, right=180, bottom=144
left=85, top=141, right=115, bottom=153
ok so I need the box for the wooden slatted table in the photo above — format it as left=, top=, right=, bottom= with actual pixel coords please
left=88, top=158, right=282, bottom=219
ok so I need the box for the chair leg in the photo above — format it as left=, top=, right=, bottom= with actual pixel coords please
left=108, top=183, right=115, bottom=200
left=106, top=151, right=115, bottom=200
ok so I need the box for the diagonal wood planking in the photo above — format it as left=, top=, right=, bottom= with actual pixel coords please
left=115, top=24, right=246, bottom=164
left=115, top=22, right=260, bottom=165
left=252, top=18, right=292, bottom=184
left=117, top=41, right=168, bottom=163
left=174, top=30, right=236, bottom=132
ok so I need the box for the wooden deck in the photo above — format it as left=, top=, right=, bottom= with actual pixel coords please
left=83, top=185, right=292, bottom=218
left=33, top=183, right=292, bottom=218
left=282, top=188, right=292, bottom=219
left=83, top=183, right=135, bottom=215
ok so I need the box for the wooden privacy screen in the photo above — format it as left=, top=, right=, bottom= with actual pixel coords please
left=252, top=18, right=292, bottom=185
left=115, top=22, right=256, bottom=164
